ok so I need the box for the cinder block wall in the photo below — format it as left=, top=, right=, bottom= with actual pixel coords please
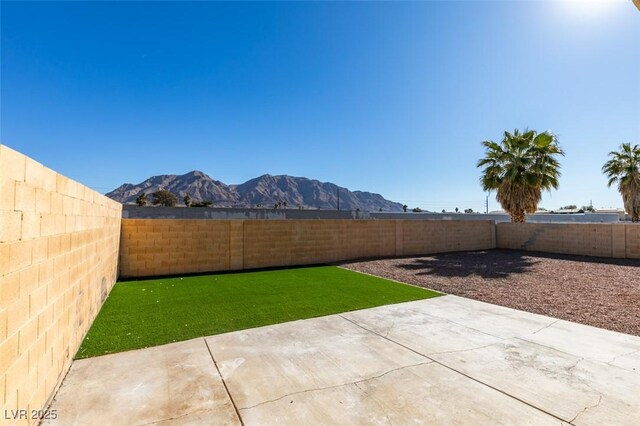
left=627, top=225, right=640, bottom=259
left=496, top=223, right=640, bottom=259
left=0, top=145, right=122, bottom=422
left=119, top=219, right=496, bottom=277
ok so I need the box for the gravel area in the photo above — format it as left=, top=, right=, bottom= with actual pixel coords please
left=340, top=249, right=640, bottom=337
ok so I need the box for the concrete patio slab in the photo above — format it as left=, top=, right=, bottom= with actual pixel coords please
left=239, top=363, right=565, bottom=426
left=204, top=315, right=426, bottom=409
left=44, top=339, right=240, bottom=426
left=428, top=338, right=640, bottom=425
left=340, top=299, right=503, bottom=355
left=522, top=318, right=640, bottom=368
left=46, top=294, right=640, bottom=425
left=396, top=295, right=561, bottom=339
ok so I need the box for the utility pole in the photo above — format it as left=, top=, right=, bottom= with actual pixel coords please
left=337, top=187, right=340, bottom=211
left=485, top=194, right=489, bottom=214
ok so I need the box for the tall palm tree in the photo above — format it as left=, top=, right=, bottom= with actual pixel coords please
left=477, top=129, right=564, bottom=223
left=602, top=143, right=640, bottom=222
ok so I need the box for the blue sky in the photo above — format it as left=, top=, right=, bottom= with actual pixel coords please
left=2, top=1, right=639, bottom=212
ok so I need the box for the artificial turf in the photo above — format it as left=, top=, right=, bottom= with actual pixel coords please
left=76, top=265, right=440, bottom=359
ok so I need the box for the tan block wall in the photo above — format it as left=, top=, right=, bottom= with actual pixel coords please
left=119, top=219, right=232, bottom=277
left=243, top=220, right=397, bottom=269
left=0, top=145, right=122, bottom=423
left=402, top=220, right=495, bottom=256
left=496, top=223, right=640, bottom=259
left=120, top=219, right=496, bottom=277
left=625, top=224, right=640, bottom=259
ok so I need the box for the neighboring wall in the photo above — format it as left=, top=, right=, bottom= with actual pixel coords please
left=119, top=219, right=495, bottom=277
left=122, top=205, right=371, bottom=220
left=372, top=212, right=623, bottom=223
left=497, top=223, right=640, bottom=259
left=123, top=206, right=624, bottom=223
left=0, top=145, right=122, bottom=423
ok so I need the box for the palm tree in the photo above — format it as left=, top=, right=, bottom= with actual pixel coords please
left=602, top=143, right=640, bottom=222
left=477, top=129, right=564, bottom=223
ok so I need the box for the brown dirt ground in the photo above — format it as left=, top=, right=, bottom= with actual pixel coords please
left=339, top=249, right=640, bottom=337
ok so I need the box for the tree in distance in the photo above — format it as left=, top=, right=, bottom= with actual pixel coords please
left=477, top=129, right=564, bottom=223
left=135, top=192, right=147, bottom=206
left=602, top=143, right=640, bottom=222
left=151, top=190, right=178, bottom=207
left=191, top=200, right=213, bottom=208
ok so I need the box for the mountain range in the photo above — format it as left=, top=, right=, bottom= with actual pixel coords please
left=106, top=171, right=404, bottom=212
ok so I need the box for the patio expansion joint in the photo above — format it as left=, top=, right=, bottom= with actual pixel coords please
left=203, top=338, right=246, bottom=426
left=338, top=314, right=573, bottom=425
left=237, top=360, right=434, bottom=411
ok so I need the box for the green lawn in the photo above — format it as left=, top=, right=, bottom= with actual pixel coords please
left=77, top=266, right=440, bottom=359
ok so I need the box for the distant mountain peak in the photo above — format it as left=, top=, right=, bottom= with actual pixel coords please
left=106, top=172, right=403, bottom=212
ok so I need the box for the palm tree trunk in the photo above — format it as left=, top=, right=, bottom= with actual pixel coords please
left=510, top=209, right=526, bottom=223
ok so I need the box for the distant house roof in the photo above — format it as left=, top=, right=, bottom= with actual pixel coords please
left=595, top=208, right=625, bottom=213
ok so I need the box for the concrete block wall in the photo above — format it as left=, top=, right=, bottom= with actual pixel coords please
left=496, top=223, right=640, bottom=259
left=626, top=225, right=640, bottom=259
left=119, top=219, right=233, bottom=277
left=0, top=145, right=122, bottom=424
left=119, top=219, right=496, bottom=277
left=242, top=220, right=398, bottom=269
left=401, top=220, right=495, bottom=256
